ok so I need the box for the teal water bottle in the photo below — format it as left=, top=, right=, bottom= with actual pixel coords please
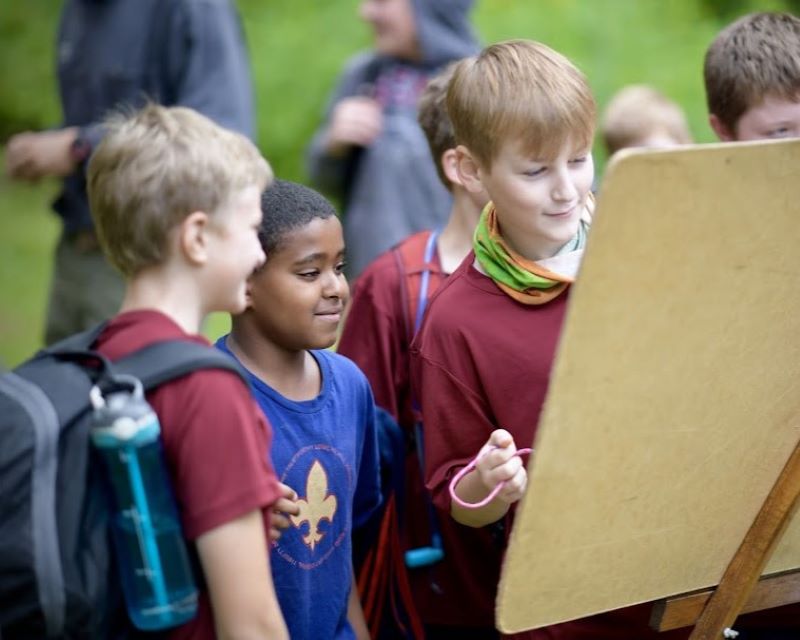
left=90, top=374, right=198, bottom=631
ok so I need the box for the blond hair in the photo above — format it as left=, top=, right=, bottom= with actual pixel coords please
left=417, top=61, right=461, bottom=189
left=602, top=85, right=692, bottom=156
left=447, top=39, right=596, bottom=167
left=704, top=12, right=800, bottom=133
left=87, top=104, right=272, bottom=277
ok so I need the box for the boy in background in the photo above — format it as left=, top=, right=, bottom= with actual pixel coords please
left=704, top=11, right=800, bottom=142
left=703, top=12, right=800, bottom=639
left=410, top=40, right=690, bottom=639
left=216, top=180, right=381, bottom=640
left=601, top=84, right=693, bottom=156
left=306, top=0, right=479, bottom=277
left=338, top=62, right=496, bottom=638
left=88, top=104, right=288, bottom=639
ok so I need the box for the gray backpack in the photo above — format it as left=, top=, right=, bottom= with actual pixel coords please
left=0, top=325, right=246, bottom=639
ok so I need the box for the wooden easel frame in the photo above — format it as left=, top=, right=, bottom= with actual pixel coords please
left=651, top=437, right=800, bottom=639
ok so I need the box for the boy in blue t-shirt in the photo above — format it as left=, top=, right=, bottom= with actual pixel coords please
left=216, top=179, right=381, bottom=639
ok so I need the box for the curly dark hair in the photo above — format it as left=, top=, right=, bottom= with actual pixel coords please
left=258, top=179, right=337, bottom=255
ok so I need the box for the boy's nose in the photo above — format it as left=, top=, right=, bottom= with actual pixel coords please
left=552, top=170, right=578, bottom=203
left=322, top=272, right=348, bottom=299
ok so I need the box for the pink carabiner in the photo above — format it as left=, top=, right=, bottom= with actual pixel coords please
left=449, top=446, right=533, bottom=509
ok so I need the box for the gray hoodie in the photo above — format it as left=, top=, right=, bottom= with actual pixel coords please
left=306, top=0, right=479, bottom=277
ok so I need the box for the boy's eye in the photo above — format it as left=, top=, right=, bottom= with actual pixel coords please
left=298, top=270, right=319, bottom=279
left=766, top=126, right=791, bottom=138
left=523, top=167, right=546, bottom=177
left=569, top=155, right=588, bottom=164
left=335, top=261, right=347, bottom=275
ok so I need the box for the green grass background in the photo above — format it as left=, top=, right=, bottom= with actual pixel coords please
left=1, top=0, right=795, bottom=367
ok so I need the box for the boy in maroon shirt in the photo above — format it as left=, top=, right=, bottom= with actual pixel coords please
left=86, top=104, right=290, bottom=639
left=410, top=40, right=690, bottom=640
left=703, top=13, right=800, bottom=640
left=338, top=63, right=495, bottom=637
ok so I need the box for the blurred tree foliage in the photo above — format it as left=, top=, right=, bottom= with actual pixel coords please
left=0, top=0, right=797, bottom=366
left=1, top=0, right=797, bottom=176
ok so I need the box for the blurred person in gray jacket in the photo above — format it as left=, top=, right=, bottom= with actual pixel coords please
left=307, top=0, right=479, bottom=278
left=5, top=0, right=256, bottom=345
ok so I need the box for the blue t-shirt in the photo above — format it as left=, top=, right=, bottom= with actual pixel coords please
left=215, top=338, right=381, bottom=639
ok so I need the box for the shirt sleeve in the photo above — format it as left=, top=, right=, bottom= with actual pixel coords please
left=410, top=342, right=496, bottom=513
left=352, top=377, right=383, bottom=530
left=152, top=369, right=281, bottom=539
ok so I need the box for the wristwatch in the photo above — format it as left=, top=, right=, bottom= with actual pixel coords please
left=69, top=130, right=92, bottom=164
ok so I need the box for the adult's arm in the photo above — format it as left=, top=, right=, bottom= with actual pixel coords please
left=5, top=127, right=80, bottom=181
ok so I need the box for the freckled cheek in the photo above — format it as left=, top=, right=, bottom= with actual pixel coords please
left=517, top=186, right=547, bottom=210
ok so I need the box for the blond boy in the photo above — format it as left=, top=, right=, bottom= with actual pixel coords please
left=338, top=62, right=495, bottom=636
left=705, top=11, right=800, bottom=141
left=602, top=84, right=693, bottom=156
left=88, top=104, right=289, bottom=639
left=410, top=40, right=690, bottom=639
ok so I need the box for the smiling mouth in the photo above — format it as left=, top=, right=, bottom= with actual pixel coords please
left=315, top=309, right=343, bottom=320
left=545, top=206, right=577, bottom=217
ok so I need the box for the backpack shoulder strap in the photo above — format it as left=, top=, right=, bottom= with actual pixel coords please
left=44, top=322, right=108, bottom=355
left=392, top=230, right=441, bottom=341
left=113, top=340, right=248, bottom=391
left=39, top=325, right=246, bottom=392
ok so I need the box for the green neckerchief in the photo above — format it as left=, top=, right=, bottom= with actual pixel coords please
left=473, top=202, right=589, bottom=304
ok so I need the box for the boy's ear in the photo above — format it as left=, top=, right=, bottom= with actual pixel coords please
left=454, top=145, right=487, bottom=195
left=441, top=148, right=463, bottom=187
left=179, top=211, right=211, bottom=266
left=709, top=113, right=735, bottom=142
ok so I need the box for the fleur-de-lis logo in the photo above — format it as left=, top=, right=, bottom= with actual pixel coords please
left=290, top=460, right=337, bottom=551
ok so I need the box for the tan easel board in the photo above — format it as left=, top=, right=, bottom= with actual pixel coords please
left=496, top=139, right=800, bottom=634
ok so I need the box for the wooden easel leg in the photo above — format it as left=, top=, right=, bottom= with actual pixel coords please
left=687, top=436, right=800, bottom=639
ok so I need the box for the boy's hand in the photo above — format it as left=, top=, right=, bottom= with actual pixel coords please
left=325, top=97, right=383, bottom=156
left=474, top=429, right=527, bottom=504
left=269, top=482, right=300, bottom=541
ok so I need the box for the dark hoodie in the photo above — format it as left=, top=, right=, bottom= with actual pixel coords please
left=55, top=0, right=255, bottom=234
left=306, top=0, right=479, bottom=278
